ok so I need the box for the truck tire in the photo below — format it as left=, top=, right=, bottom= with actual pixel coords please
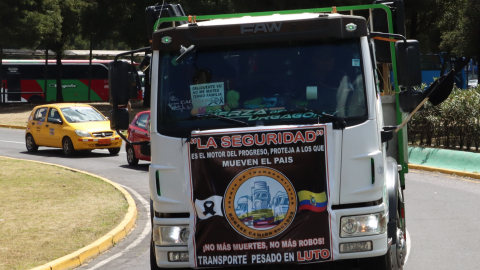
left=150, top=235, right=190, bottom=270
left=150, top=235, right=162, bottom=270
left=391, top=212, right=406, bottom=269
left=359, top=206, right=405, bottom=269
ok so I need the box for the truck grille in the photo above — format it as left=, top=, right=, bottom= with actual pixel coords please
left=92, top=132, right=114, bottom=138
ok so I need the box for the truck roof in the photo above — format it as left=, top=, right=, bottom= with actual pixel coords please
left=152, top=13, right=367, bottom=50
left=181, top=13, right=347, bottom=27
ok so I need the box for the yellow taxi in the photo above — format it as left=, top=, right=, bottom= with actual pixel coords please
left=25, top=104, right=122, bottom=156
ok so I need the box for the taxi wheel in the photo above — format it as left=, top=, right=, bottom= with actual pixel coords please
left=25, top=134, right=38, bottom=152
left=126, top=145, right=139, bottom=166
left=62, top=137, right=75, bottom=156
left=108, top=147, right=121, bottom=155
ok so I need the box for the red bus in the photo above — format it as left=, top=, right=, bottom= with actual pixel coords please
left=0, top=59, right=141, bottom=103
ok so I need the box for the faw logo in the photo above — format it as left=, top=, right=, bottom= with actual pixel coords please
left=240, top=23, right=282, bottom=34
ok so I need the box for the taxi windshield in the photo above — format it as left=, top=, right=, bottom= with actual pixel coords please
left=61, top=107, right=106, bottom=123
left=157, top=39, right=367, bottom=137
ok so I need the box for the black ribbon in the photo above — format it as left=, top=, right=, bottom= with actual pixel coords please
left=203, top=201, right=216, bottom=216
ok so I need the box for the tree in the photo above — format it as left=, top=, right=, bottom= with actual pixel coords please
left=42, top=0, right=91, bottom=102
left=441, top=0, right=480, bottom=64
left=0, top=0, right=60, bottom=99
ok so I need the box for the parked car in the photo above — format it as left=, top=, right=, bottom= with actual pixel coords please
left=126, top=111, right=151, bottom=165
left=25, top=104, right=122, bottom=156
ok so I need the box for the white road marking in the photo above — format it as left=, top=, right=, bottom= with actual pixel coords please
left=87, top=184, right=150, bottom=270
left=0, top=136, right=412, bottom=266
left=405, top=229, right=411, bottom=264
left=0, top=140, right=23, bottom=144
left=0, top=140, right=126, bottom=153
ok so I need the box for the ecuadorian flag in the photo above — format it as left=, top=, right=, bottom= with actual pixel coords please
left=298, top=190, right=327, bottom=212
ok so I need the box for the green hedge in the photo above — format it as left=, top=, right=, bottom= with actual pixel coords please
left=408, top=85, right=480, bottom=151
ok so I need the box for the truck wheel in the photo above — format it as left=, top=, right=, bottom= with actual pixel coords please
left=150, top=237, right=190, bottom=270
left=391, top=212, right=406, bottom=269
left=150, top=235, right=162, bottom=270
left=62, top=137, right=75, bottom=156
left=127, top=145, right=139, bottom=165
left=26, top=134, right=38, bottom=152
left=359, top=249, right=391, bottom=270
left=359, top=212, right=405, bottom=270
left=108, top=147, right=121, bottom=155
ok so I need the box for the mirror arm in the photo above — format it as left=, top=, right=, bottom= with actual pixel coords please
left=406, top=47, right=411, bottom=112
left=116, top=128, right=150, bottom=146
left=370, top=32, right=407, bottom=43
left=114, top=47, right=151, bottom=62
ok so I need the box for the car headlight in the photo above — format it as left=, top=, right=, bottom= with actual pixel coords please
left=75, top=130, right=91, bottom=137
left=153, top=225, right=189, bottom=246
left=340, top=212, right=386, bottom=237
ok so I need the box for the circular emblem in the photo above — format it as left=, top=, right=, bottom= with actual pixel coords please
left=224, top=167, right=297, bottom=239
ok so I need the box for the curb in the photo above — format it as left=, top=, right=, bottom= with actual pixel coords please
left=0, top=156, right=138, bottom=270
left=408, top=146, right=480, bottom=174
left=0, top=124, right=26, bottom=130
left=408, top=164, right=480, bottom=180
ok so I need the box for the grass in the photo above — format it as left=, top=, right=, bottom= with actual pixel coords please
left=0, top=157, right=129, bottom=270
left=0, top=101, right=148, bottom=127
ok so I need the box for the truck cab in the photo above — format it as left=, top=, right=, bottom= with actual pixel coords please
left=146, top=10, right=404, bottom=269
left=108, top=3, right=435, bottom=269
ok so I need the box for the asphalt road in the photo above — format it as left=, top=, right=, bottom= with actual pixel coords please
left=1, top=127, right=480, bottom=270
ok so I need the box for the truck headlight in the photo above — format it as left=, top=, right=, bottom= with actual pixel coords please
left=153, top=225, right=189, bottom=246
left=75, top=130, right=91, bottom=137
left=340, top=212, right=386, bottom=237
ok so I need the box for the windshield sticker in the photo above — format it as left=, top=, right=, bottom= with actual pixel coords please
left=352, top=59, right=360, bottom=66
left=190, top=82, right=225, bottom=108
left=189, top=126, right=331, bottom=267
left=168, top=93, right=193, bottom=112
left=202, top=109, right=324, bottom=121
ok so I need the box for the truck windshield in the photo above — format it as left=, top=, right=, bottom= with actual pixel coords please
left=157, top=39, right=367, bottom=136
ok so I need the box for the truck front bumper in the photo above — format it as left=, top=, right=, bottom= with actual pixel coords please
left=152, top=203, right=389, bottom=268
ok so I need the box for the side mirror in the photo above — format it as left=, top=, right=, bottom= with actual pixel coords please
left=395, top=40, right=422, bottom=87
left=110, top=108, right=130, bottom=130
left=52, top=119, right=63, bottom=125
left=140, top=142, right=151, bottom=157
left=381, top=126, right=397, bottom=143
left=398, top=89, right=424, bottom=113
left=109, top=60, right=139, bottom=106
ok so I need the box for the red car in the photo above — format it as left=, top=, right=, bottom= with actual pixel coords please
left=126, top=111, right=151, bottom=165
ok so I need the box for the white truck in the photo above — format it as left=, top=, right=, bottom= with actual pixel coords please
left=108, top=1, right=452, bottom=269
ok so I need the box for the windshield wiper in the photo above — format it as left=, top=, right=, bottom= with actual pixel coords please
left=272, top=108, right=346, bottom=129
left=195, top=113, right=250, bottom=127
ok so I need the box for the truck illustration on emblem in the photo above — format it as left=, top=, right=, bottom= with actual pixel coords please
left=271, top=191, right=289, bottom=224
left=250, top=181, right=274, bottom=228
